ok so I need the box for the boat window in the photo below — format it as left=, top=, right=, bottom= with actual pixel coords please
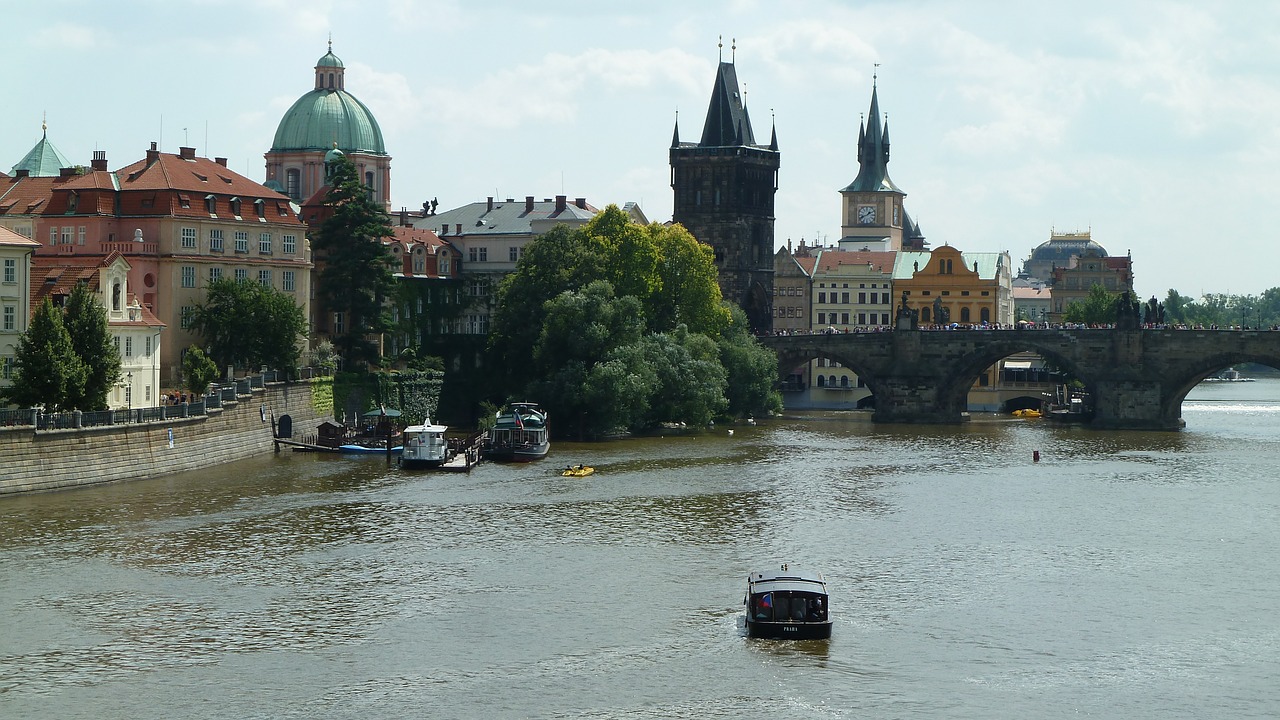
left=750, top=591, right=826, bottom=622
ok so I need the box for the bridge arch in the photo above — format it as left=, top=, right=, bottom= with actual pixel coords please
left=1162, top=352, right=1280, bottom=422
left=937, top=335, right=1098, bottom=417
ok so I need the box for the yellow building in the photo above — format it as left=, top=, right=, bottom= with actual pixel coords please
left=894, top=245, right=1013, bottom=327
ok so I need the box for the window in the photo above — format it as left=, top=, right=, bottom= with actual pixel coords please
left=61, top=226, right=73, bottom=244
left=841, top=313, right=850, bottom=324
left=49, top=227, right=58, bottom=245
left=413, top=255, right=425, bottom=273
left=145, top=335, right=152, bottom=356
left=333, top=312, right=345, bottom=334
left=209, top=229, right=224, bottom=252
left=230, top=197, right=242, bottom=216
left=2, top=306, right=13, bottom=331
left=858, top=313, right=866, bottom=325
left=209, top=267, right=223, bottom=283
left=510, top=246, right=519, bottom=262
left=842, top=293, right=850, bottom=304
left=181, top=266, right=196, bottom=288
left=439, top=256, right=450, bottom=276
left=78, top=227, right=86, bottom=245
left=182, top=227, right=197, bottom=249
left=818, top=292, right=826, bottom=304
left=234, top=268, right=248, bottom=282
left=235, top=231, right=248, bottom=253
left=180, top=306, right=194, bottom=329
left=817, top=312, right=826, bottom=324
left=858, top=292, right=866, bottom=304
left=283, top=270, right=295, bottom=292
left=3, top=259, right=14, bottom=283
left=286, top=169, right=300, bottom=200
left=125, top=336, right=133, bottom=358
left=282, top=234, right=296, bottom=254
left=259, top=233, right=272, bottom=254
left=258, top=269, right=272, bottom=287
left=205, top=195, right=217, bottom=214
left=2, top=357, right=11, bottom=380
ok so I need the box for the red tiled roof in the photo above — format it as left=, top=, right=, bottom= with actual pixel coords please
left=0, top=226, right=39, bottom=248
left=814, top=250, right=897, bottom=274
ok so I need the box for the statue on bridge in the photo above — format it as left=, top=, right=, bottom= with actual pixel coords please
left=1115, top=291, right=1142, bottom=330
left=1144, top=296, right=1165, bottom=325
left=896, top=290, right=918, bottom=330
left=933, top=296, right=951, bottom=326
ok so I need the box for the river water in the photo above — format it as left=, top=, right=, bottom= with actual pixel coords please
left=2, top=380, right=1278, bottom=719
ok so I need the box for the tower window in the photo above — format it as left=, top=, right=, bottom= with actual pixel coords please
left=286, top=169, right=301, bottom=200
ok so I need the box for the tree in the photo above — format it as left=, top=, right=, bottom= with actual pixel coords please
left=182, top=346, right=219, bottom=396
left=4, top=298, right=86, bottom=411
left=1063, top=284, right=1119, bottom=325
left=717, top=305, right=783, bottom=418
left=188, top=277, right=306, bottom=374
left=311, top=153, right=397, bottom=370
left=63, top=282, right=121, bottom=410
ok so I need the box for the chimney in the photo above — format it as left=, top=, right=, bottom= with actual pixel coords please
left=214, top=157, right=227, bottom=167
left=59, top=167, right=77, bottom=177
left=575, top=197, right=587, bottom=209
left=179, top=146, right=195, bottom=160
left=555, top=195, right=566, bottom=213
left=146, top=142, right=160, bottom=166
left=486, top=196, right=494, bottom=212
left=399, top=208, right=408, bottom=226
left=525, top=196, right=534, bottom=213
left=91, top=150, right=108, bottom=171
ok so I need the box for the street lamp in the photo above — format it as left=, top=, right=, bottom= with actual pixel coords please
left=125, top=372, right=133, bottom=409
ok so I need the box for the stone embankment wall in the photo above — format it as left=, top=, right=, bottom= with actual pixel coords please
left=0, top=382, right=330, bottom=495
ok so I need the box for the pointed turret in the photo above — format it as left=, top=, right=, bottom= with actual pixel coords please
left=699, top=61, right=756, bottom=148
left=843, top=82, right=901, bottom=193
left=11, top=121, right=71, bottom=177
left=769, top=121, right=778, bottom=152
left=671, top=113, right=681, bottom=149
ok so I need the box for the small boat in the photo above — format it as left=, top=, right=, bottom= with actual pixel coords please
left=1012, top=408, right=1041, bottom=418
left=744, top=565, right=832, bottom=640
left=400, top=419, right=451, bottom=469
left=562, top=465, right=594, bottom=477
left=339, top=442, right=402, bottom=455
left=485, top=402, right=550, bottom=462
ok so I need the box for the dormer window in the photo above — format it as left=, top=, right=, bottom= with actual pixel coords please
left=230, top=197, right=242, bottom=217
left=254, top=198, right=265, bottom=219
left=205, top=195, right=216, bottom=215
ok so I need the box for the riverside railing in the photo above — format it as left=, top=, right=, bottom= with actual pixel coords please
left=3, top=368, right=328, bottom=432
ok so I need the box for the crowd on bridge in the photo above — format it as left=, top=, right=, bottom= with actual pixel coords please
left=758, top=321, right=1280, bottom=337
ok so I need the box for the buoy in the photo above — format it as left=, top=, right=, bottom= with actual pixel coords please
left=1033, top=450, right=1041, bottom=462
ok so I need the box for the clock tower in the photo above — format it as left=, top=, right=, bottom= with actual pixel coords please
left=838, top=77, right=926, bottom=251
left=670, top=49, right=779, bottom=333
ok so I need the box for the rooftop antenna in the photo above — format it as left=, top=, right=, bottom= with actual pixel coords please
left=183, top=127, right=189, bottom=147
left=42, top=111, right=47, bottom=137
left=732, top=37, right=737, bottom=64
left=718, top=35, right=723, bottom=62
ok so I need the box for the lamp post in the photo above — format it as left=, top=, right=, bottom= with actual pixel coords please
left=125, top=372, right=133, bottom=409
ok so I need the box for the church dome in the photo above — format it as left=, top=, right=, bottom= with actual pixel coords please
left=269, top=46, right=386, bottom=155
left=1028, top=233, right=1108, bottom=265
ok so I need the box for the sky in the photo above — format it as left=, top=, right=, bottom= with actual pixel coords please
left=6, top=0, right=1279, bottom=299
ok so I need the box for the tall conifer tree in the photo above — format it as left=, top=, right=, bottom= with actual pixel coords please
left=64, top=282, right=121, bottom=410
left=312, top=152, right=396, bottom=369
left=5, top=298, right=87, bottom=411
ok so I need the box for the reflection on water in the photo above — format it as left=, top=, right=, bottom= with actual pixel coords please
left=2, top=380, right=1280, bottom=718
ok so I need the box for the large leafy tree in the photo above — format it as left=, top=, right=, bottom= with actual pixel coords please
left=188, top=277, right=306, bottom=374
left=491, top=206, right=777, bottom=435
left=5, top=298, right=87, bottom=411
left=1063, top=284, right=1120, bottom=325
left=181, top=346, right=219, bottom=396
left=312, top=153, right=397, bottom=369
left=63, top=282, right=121, bottom=410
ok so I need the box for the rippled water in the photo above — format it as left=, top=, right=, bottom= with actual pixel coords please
left=2, top=380, right=1278, bottom=719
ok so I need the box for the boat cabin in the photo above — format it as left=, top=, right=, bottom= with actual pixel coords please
left=744, top=565, right=832, bottom=640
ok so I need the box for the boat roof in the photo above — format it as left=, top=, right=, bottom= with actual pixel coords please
left=404, top=423, right=447, bottom=433
left=747, top=566, right=828, bottom=594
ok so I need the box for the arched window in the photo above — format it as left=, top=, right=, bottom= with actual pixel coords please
left=365, top=171, right=374, bottom=188
left=816, top=375, right=826, bottom=387
left=961, top=307, right=971, bottom=323
left=286, top=169, right=301, bottom=200
left=112, top=282, right=122, bottom=312
left=980, top=307, right=990, bottom=323
left=840, top=375, right=850, bottom=388
left=328, top=72, right=335, bottom=88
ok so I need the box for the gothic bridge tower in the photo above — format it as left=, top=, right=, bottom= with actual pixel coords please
left=670, top=44, right=779, bottom=333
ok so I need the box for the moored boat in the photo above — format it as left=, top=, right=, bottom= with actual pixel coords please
left=485, top=402, right=550, bottom=462
left=400, top=419, right=451, bottom=469
left=744, top=565, right=832, bottom=640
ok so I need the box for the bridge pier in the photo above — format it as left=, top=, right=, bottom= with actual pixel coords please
left=1090, top=378, right=1186, bottom=431
left=871, top=377, right=970, bottom=425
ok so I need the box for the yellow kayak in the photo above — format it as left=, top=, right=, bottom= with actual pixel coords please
left=562, top=465, right=595, bottom=477
left=1012, top=409, right=1042, bottom=418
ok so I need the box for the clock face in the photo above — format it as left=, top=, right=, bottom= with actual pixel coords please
left=858, top=205, right=876, bottom=224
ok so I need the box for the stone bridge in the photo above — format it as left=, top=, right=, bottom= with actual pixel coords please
left=758, top=328, right=1280, bottom=430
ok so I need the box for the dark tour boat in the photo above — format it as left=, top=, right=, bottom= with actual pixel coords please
left=744, top=565, right=832, bottom=640
left=484, top=402, right=550, bottom=462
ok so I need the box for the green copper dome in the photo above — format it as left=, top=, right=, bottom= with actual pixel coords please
left=316, top=50, right=344, bottom=68
left=270, top=88, right=386, bottom=155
